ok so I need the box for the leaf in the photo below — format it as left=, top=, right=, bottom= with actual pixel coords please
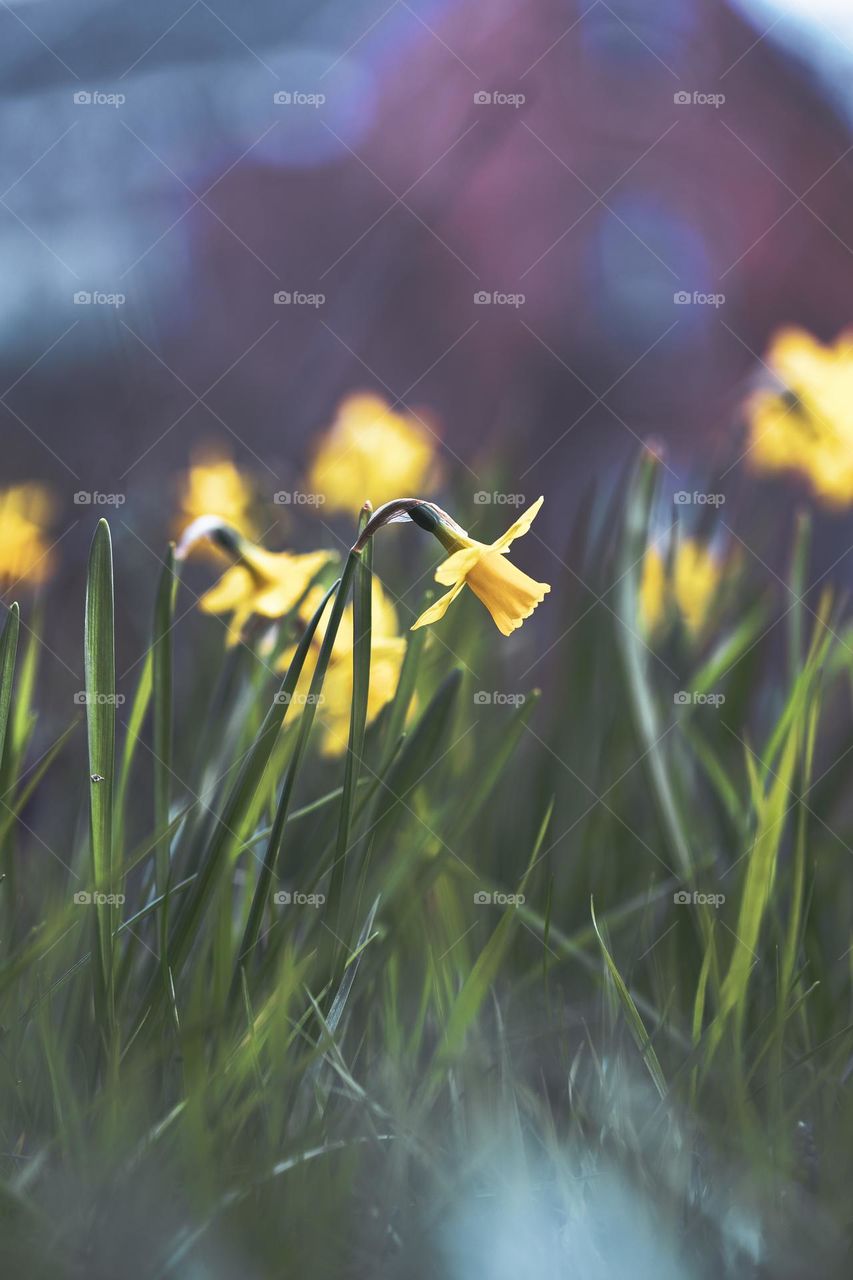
left=591, top=896, right=667, bottom=1100
left=84, top=520, right=117, bottom=1044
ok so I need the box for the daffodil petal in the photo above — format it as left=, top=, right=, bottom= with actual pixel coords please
left=489, top=496, right=545, bottom=554
left=434, top=547, right=481, bottom=586
left=199, top=566, right=254, bottom=614
left=411, top=581, right=466, bottom=630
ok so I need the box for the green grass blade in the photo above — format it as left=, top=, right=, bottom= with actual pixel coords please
left=152, top=545, right=180, bottom=979
left=84, top=519, right=117, bottom=1043
left=232, top=556, right=359, bottom=992
left=328, top=522, right=372, bottom=954
left=591, top=896, right=667, bottom=1099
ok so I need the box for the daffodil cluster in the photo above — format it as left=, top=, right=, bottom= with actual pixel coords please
left=639, top=537, right=724, bottom=639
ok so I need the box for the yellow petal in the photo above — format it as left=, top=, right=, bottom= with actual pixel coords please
left=411, top=581, right=466, bottom=630
left=434, top=546, right=482, bottom=586
left=199, top=565, right=254, bottom=614
left=489, top=496, right=544, bottom=554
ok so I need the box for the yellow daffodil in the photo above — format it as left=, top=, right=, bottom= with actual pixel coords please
left=177, top=446, right=257, bottom=549
left=402, top=497, right=550, bottom=636
left=0, top=483, right=56, bottom=589
left=277, top=579, right=406, bottom=756
left=639, top=538, right=723, bottom=637
left=178, top=518, right=336, bottom=647
left=748, top=328, right=853, bottom=507
left=307, top=393, right=437, bottom=515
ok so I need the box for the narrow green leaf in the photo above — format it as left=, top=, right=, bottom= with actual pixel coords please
left=152, top=545, right=180, bottom=976
left=591, top=896, right=667, bottom=1100
left=232, top=556, right=359, bottom=992
left=84, top=519, right=117, bottom=1042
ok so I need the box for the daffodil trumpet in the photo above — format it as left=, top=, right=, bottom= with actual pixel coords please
left=353, top=496, right=550, bottom=636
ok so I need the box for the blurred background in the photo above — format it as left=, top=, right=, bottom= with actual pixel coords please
left=3, top=0, right=853, bottom=656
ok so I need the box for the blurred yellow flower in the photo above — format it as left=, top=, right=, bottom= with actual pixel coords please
left=410, top=497, right=550, bottom=636
left=177, top=447, right=257, bottom=548
left=639, top=538, right=722, bottom=637
left=308, top=393, right=437, bottom=515
left=278, top=579, right=406, bottom=756
left=180, top=520, right=336, bottom=647
left=748, top=328, right=853, bottom=506
left=0, top=484, right=56, bottom=589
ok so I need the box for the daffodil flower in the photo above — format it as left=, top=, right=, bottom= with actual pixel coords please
left=308, top=393, right=438, bottom=514
left=277, top=580, right=406, bottom=756
left=177, top=446, right=257, bottom=548
left=748, top=328, right=853, bottom=507
left=0, top=483, right=57, bottom=589
left=178, top=517, right=336, bottom=647
left=355, top=496, right=550, bottom=636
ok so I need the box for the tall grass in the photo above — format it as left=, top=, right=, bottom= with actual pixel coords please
left=0, top=451, right=851, bottom=1278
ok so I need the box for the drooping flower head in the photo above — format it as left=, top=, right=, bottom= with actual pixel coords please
left=747, top=328, right=853, bottom=507
left=355, top=496, right=550, bottom=636
left=178, top=517, right=337, bottom=647
left=307, top=393, right=438, bottom=515
left=0, top=483, right=57, bottom=590
left=639, top=536, right=724, bottom=638
left=177, top=446, right=257, bottom=551
left=276, top=579, right=406, bottom=756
